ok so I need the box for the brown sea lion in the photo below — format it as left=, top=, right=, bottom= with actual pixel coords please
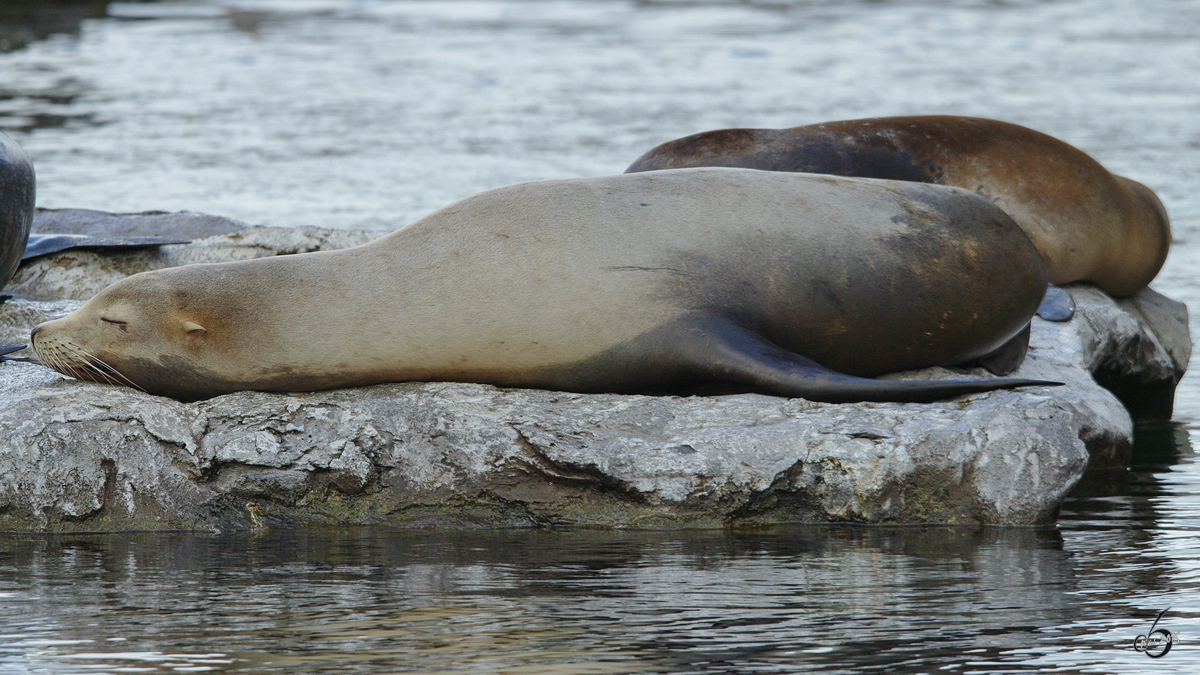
left=626, top=115, right=1170, bottom=297
left=30, top=168, right=1058, bottom=403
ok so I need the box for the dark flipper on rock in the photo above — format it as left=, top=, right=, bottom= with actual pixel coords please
left=1037, top=284, right=1075, bottom=321
left=22, top=233, right=192, bottom=261
left=680, top=319, right=1062, bottom=404
left=970, top=323, right=1031, bottom=376
left=1, top=344, right=26, bottom=362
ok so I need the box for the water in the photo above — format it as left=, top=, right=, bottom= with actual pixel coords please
left=3, top=453, right=1200, bottom=675
left=0, top=509, right=1195, bottom=674
left=2, top=0, right=1200, bottom=672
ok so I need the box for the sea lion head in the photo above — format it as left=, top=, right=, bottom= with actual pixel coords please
left=30, top=267, right=266, bottom=400
left=1113, top=176, right=1172, bottom=289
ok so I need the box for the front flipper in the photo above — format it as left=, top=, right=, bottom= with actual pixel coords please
left=1037, top=285, right=1075, bottom=321
left=676, top=318, right=1061, bottom=403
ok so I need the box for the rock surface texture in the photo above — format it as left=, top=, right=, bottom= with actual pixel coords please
left=0, top=212, right=1190, bottom=532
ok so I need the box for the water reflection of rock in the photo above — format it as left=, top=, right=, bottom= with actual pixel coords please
left=0, top=77, right=95, bottom=135
left=1061, top=423, right=1197, bottom=605
left=1066, top=423, right=1194, bottom=524
left=0, top=527, right=1086, bottom=672
left=0, top=1, right=109, bottom=53
left=0, top=2, right=104, bottom=134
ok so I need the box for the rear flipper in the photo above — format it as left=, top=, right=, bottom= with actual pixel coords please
left=675, top=319, right=1061, bottom=404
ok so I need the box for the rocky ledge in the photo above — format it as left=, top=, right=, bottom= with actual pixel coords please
left=0, top=209, right=1190, bottom=532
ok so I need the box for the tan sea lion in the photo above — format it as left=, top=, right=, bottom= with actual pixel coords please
left=626, top=115, right=1170, bottom=297
left=30, top=168, right=1058, bottom=403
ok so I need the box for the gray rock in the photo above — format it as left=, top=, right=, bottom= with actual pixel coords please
left=0, top=213, right=1190, bottom=532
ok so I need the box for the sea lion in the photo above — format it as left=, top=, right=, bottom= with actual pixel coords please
left=1, top=132, right=36, bottom=291
left=30, top=168, right=1058, bottom=403
left=626, top=115, right=1170, bottom=297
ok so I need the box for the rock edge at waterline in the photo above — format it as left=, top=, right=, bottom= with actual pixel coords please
left=0, top=210, right=1190, bottom=531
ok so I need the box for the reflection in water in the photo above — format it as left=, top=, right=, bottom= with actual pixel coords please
left=0, top=526, right=1083, bottom=674
left=1065, top=424, right=1195, bottom=530
left=0, top=82, right=96, bottom=134
left=0, top=1, right=107, bottom=133
left=0, top=0, right=109, bottom=53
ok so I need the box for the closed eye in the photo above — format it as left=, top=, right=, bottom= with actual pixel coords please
left=100, top=318, right=128, bottom=332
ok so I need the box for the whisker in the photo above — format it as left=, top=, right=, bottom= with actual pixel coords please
left=71, top=352, right=115, bottom=386
left=93, top=361, right=139, bottom=390
left=32, top=336, right=146, bottom=393
left=58, top=343, right=101, bottom=383
left=50, top=341, right=110, bottom=386
left=40, top=343, right=68, bottom=374
left=80, top=359, right=118, bottom=386
left=72, top=344, right=145, bottom=392
left=51, top=350, right=72, bottom=376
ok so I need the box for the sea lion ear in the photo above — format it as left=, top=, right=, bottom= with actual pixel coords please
left=183, top=321, right=208, bottom=334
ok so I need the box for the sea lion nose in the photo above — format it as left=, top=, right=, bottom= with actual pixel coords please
left=29, top=324, right=43, bottom=342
